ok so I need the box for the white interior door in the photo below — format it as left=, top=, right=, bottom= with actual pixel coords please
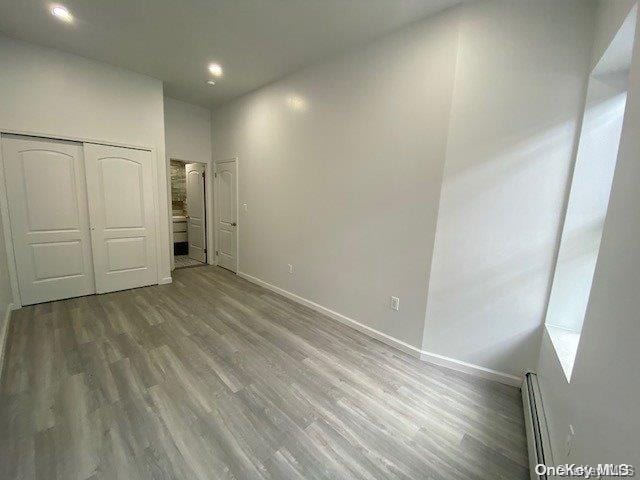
left=84, top=143, right=158, bottom=293
left=185, top=163, right=206, bottom=263
left=215, top=160, right=237, bottom=272
left=2, top=135, right=95, bottom=305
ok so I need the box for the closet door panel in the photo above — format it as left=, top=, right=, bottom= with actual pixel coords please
left=2, top=135, right=95, bottom=305
left=84, top=143, right=157, bottom=293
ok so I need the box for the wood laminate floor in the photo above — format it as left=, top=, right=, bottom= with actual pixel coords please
left=0, top=266, right=528, bottom=480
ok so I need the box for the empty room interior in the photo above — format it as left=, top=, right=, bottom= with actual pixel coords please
left=0, top=0, right=639, bottom=478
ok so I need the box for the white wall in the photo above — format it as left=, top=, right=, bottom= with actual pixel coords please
left=164, top=97, right=212, bottom=163
left=0, top=34, right=172, bottom=285
left=591, top=0, right=637, bottom=71
left=421, top=0, right=595, bottom=377
left=213, top=9, right=460, bottom=348
left=163, top=97, right=214, bottom=267
left=536, top=1, right=639, bottom=464
left=211, top=1, right=597, bottom=375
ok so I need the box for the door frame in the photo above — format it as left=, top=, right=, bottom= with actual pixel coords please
left=168, top=159, right=213, bottom=270
left=0, top=129, right=165, bottom=308
left=213, top=157, right=239, bottom=273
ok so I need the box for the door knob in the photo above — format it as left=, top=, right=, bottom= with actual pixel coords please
left=231, top=222, right=237, bottom=226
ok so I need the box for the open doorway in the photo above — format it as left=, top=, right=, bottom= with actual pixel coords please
left=170, top=159, right=208, bottom=269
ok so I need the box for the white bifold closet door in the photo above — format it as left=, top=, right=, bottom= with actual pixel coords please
left=2, top=135, right=158, bottom=305
left=3, top=135, right=96, bottom=305
left=84, top=143, right=157, bottom=294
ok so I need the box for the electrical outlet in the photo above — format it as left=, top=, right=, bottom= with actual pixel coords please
left=288, top=264, right=294, bottom=274
left=565, top=424, right=575, bottom=457
left=390, top=296, right=400, bottom=311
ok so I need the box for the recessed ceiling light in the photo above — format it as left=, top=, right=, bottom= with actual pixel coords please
left=286, top=95, right=308, bottom=111
left=208, top=63, right=223, bottom=77
left=206, top=80, right=216, bottom=86
left=51, top=5, right=73, bottom=22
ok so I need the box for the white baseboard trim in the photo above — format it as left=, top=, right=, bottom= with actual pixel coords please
left=237, top=271, right=424, bottom=359
left=237, top=271, right=522, bottom=388
left=419, top=350, right=522, bottom=387
left=0, top=303, right=17, bottom=380
left=159, top=276, right=173, bottom=285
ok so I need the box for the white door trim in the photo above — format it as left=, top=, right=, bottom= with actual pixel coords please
left=0, top=129, right=167, bottom=307
left=204, top=162, right=214, bottom=266
left=214, top=157, right=239, bottom=273
left=0, top=136, right=26, bottom=308
left=0, top=128, right=154, bottom=151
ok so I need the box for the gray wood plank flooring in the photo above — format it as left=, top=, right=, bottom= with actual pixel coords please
left=0, top=266, right=528, bottom=480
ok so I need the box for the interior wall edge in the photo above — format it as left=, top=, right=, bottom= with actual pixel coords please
left=238, top=270, right=522, bottom=388
left=532, top=47, right=594, bottom=369
left=0, top=302, right=16, bottom=382
left=590, top=0, right=637, bottom=71
left=420, top=0, right=596, bottom=378
left=420, top=15, right=463, bottom=355
left=0, top=133, right=22, bottom=308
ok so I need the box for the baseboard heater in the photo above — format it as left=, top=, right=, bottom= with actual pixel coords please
left=522, top=371, right=553, bottom=480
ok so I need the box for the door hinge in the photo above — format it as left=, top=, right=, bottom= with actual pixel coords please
left=215, top=250, right=219, bottom=256
left=214, top=172, right=217, bottom=178
left=204, top=248, right=207, bottom=254
left=202, top=171, right=205, bottom=178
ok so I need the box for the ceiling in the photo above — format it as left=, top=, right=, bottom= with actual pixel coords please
left=0, top=0, right=461, bottom=109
